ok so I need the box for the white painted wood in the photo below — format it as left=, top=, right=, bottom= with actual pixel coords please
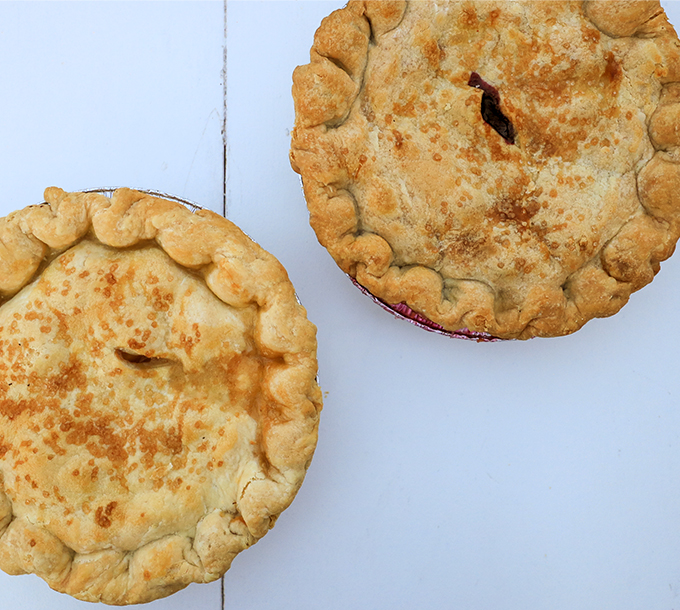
left=0, top=1, right=225, bottom=214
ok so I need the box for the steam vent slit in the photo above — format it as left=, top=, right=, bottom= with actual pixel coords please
left=468, top=72, right=516, bottom=145
left=114, top=348, right=172, bottom=368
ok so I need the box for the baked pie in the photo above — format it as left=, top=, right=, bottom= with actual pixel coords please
left=291, top=0, right=680, bottom=339
left=0, top=188, right=322, bottom=604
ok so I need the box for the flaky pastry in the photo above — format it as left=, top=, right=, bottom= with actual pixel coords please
left=291, top=0, right=680, bottom=339
left=0, top=188, right=322, bottom=604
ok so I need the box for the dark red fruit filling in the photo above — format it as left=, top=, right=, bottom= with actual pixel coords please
left=468, top=72, right=515, bottom=145
left=349, top=277, right=501, bottom=342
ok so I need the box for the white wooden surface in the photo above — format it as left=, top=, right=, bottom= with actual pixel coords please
left=0, top=2, right=225, bottom=609
left=2, top=2, right=680, bottom=609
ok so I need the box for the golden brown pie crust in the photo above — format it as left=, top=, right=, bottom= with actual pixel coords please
left=0, top=188, right=322, bottom=604
left=291, top=0, right=680, bottom=339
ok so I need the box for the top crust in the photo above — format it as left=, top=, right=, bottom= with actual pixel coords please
left=291, top=0, right=680, bottom=339
left=0, top=188, right=322, bottom=604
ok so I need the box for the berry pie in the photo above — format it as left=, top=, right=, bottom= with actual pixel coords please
left=291, top=0, right=680, bottom=339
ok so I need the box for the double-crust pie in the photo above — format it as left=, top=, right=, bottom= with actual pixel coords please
left=291, top=0, right=680, bottom=339
left=0, top=188, right=322, bottom=604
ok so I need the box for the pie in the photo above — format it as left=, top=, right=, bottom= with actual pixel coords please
left=291, top=0, right=680, bottom=339
left=0, top=188, right=322, bottom=604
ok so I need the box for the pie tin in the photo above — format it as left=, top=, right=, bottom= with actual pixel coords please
left=348, top=276, right=502, bottom=342
left=77, top=187, right=204, bottom=212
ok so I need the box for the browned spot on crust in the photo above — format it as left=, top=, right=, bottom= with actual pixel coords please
left=151, top=287, right=174, bottom=312
left=45, top=357, right=87, bottom=397
left=423, top=39, right=445, bottom=70
left=460, top=5, right=478, bottom=27
left=487, top=8, right=501, bottom=26
left=444, top=230, right=492, bottom=260
left=94, top=501, right=118, bottom=528
left=0, top=398, right=35, bottom=421
left=603, top=51, right=622, bottom=87
left=490, top=197, right=541, bottom=230
left=392, top=100, right=416, bottom=118
left=58, top=415, right=130, bottom=464
left=127, top=339, right=146, bottom=351
left=137, top=423, right=183, bottom=469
